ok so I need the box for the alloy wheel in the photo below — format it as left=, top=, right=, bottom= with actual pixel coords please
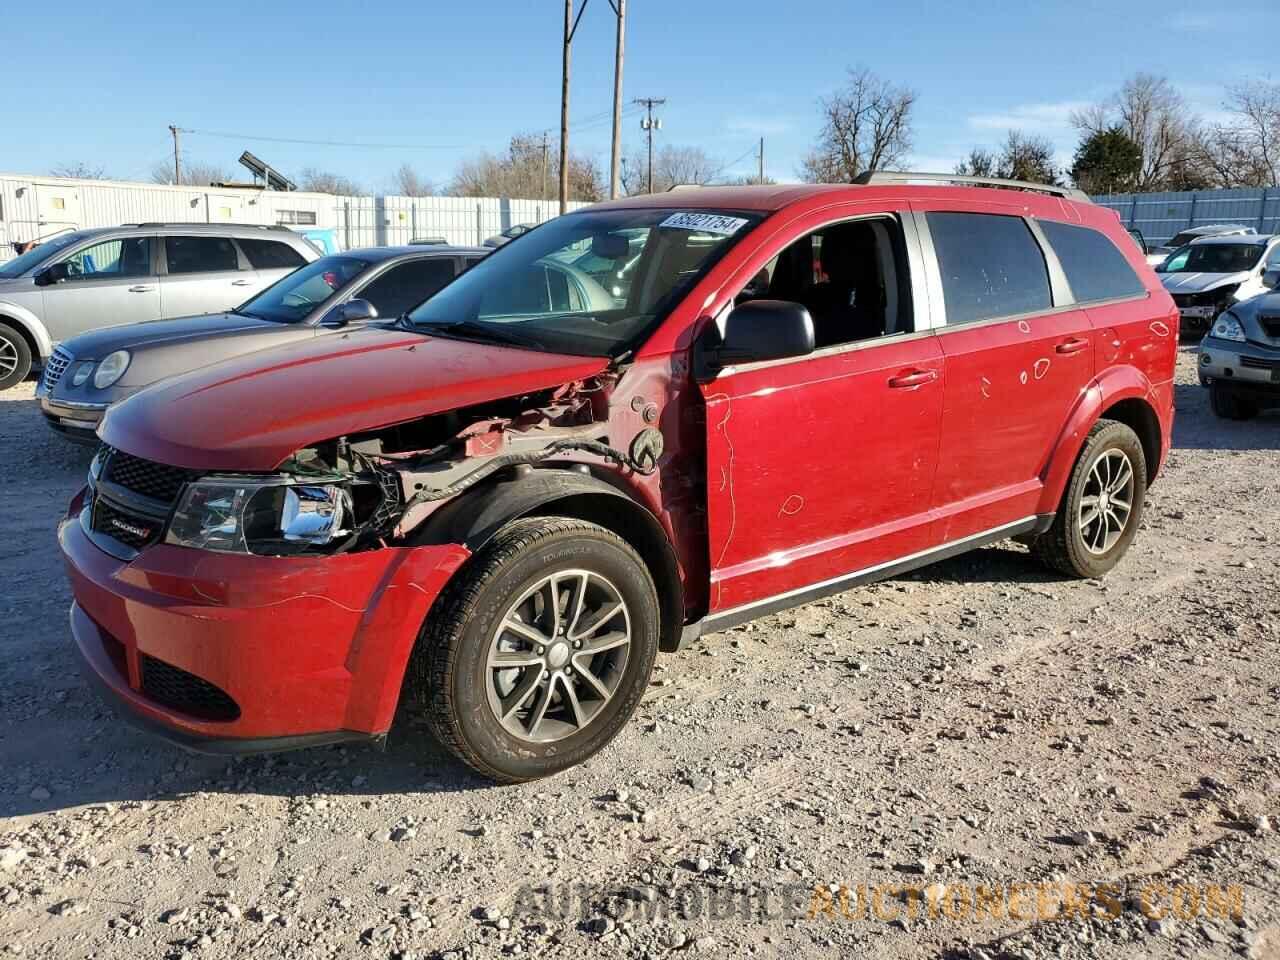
left=0, top=337, right=17, bottom=380
left=485, top=569, right=632, bottom=743
left=1078, top=449, right=1134, bottom=556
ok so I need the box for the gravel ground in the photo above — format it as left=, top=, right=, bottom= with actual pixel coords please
left=2, top=347, right=1279, bottom=960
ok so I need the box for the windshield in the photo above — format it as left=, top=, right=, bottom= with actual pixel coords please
left=0, top=231, right=88, bottom=279
left=1166, top=243, right=1264, bottom=274
left=238, top=256, right=369, bottom=323
left=408, top=208, right=761, bottom=356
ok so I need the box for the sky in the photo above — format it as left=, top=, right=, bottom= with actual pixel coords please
left=4, top=0, right=1278, bottom=193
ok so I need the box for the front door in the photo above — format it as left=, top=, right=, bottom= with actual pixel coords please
left=40, top=235, right=160, bottom=342
left=699, top=209, right=945, bottom=621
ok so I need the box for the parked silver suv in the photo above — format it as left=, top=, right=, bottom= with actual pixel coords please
left=0, top=223, right=318, bottom=391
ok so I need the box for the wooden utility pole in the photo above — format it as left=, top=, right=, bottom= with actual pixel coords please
left=169, top=124, right=182, bottom=185
left=541, top=131, right=549, bottom=201
left=759, top=136, right=765, bottom=183
left=608, top=0, right=626, bottom=199
left=559, top=0, right=589, bottom=214
left=634, top=97, right=665, bottom=193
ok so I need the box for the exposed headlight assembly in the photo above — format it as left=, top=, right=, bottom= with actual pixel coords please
left=1210, top=312, right=1246, bottom=343
left=93, top=350, right=131, bottom=389
left=165, top=478, right=353, bottom=555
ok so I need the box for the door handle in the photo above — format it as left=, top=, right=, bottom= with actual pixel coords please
left=127, top=285, right=154, bottom=293
left=887, top=369, right=938, bottom=389
left=231, top=279, right=253, bottom=286
left=1055, top=337, right=1089, bottom=355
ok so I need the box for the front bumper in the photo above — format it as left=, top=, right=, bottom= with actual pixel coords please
left=40, top=397, right=108, bottom=442
left=60, top=489, right=470, bottom=752
left=1198, top=336, right=1280, bottom=395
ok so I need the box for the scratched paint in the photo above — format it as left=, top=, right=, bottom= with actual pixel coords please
left=1019, top=371, right=1028, bottom=385
left=980, top=376, right=992, bottom=399
left=779, top=495, right=804, bottom=517
left=1017, top=320, right=1032, bottom=334
left=1149, top=321, right=1170, bottom=338
left=1034, top=358, right=1051, bottom=380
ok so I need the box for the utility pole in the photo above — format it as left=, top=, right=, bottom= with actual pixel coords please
left=634, top=97, right=665, bottom=193
left=608, top=0, right=626, bottom=199
left=560, top=0, right=590, bottom=214
left=758, top=136, right=765, bottom=184
left=541, top=131, right=549, bottom=201
left=168, top=124, right=182, bottom=186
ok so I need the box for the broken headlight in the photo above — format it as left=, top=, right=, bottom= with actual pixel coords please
left=165, top=478, right=353, bottom=555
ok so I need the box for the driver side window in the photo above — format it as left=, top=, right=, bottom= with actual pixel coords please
left=735, top=216, right=914, bottom=349
left=62, top=237, right=151, bottom=280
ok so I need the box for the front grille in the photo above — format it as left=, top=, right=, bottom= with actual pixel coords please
left=91, top=498, right=163, bottom=551
left=41, top=347, right=72, bottom=391
left=1171, top=291, right=1217, bottom=308
left=101, top=446, right=199, bottom=505
left=1239, top=356, right=1279, bottom=372
left=1260, top=316, right=1280, bottom=340
left=140, top=655, right=240, bottom=722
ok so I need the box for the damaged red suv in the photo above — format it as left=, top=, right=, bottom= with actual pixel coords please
left=61, top=174, right=1177, bottom=782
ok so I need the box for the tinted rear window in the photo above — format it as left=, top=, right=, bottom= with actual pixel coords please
left=238, top=238, right=307, bottom=270
left=926, top=212, right=1052, bottom=325
left=1039, top=221, right=1145, bottom=303
left=166, top=236, right=240, bottom=274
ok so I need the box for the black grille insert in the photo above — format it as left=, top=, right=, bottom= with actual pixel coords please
left=92, top=498, right=162, bottom=551
left=1260, top=316, right=1280, bottom=340
left=1239, top=356, right=1278, bottom=372
left=102, top=447, right=200, bottom=504
left=140, top=655, right=240, bottom=722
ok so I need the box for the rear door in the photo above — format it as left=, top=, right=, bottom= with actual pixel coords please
left=236, top=236, right=311, bottom=292
left=159, top=234, right=254, bottom=318
left=915, top=204, right=1094, bottom=542
left=39, top=234, right=160, bottom=341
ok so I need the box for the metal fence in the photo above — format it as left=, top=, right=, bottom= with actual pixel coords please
left=0, top=172, right=587, bottom=261
left=1092, top=187, right=1280, bottom=246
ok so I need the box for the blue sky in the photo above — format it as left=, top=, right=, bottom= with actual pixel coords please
left=5, top=0, right=1277, bottom=192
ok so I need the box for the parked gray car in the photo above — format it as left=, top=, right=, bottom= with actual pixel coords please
left=37, top=245, right=486, bottom=441
left=0, top=223, right=320, bottom=391
left=1198, top=268, right=1280, bottom=419
left=1160, top=234, right=1280, bottom=338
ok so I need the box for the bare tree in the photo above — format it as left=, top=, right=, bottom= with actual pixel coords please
left=1192, top=79, right=1280, bottom=187
left=799, top=67, right=916, bottom=183
left=390, top=163, right=434, bottom=197
left=297, top=168, right=364, bottom=196
left=449, top=134, right=602, bottom=201
left=954, top=148, right=998, bottom=177
left=620, top=145, right=721, bottom=194
left=1071, top=74, right=1200, bottom=190
left=148, top=159, right=234, bottom=186
left=955, top=134, right=1059, bottom=184
left=50, top=162, right=108, bottom=180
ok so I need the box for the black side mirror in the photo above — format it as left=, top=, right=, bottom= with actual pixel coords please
left=1263, top=269, right=1280, bottom=290
left=323, top=298, right=378, bottom=328
left=34, top=262, right=70, bottom=286
left=696, top=299, right=815, bottom=379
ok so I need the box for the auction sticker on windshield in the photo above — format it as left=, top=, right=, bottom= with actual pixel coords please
left=659, top=212, right=750, bottom=236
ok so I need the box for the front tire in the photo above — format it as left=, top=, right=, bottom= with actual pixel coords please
left=410, top=517, right=660, bottom=783
left=1034, top=420, right=1147, bottom=579
left=0, top=323, right=32, bottom=392
left=1210, top=383, right=1258, bottom=421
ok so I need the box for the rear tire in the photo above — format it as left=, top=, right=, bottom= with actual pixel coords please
left=409, top=517, right=660, bottom=783
left=0, top=323, right=32, bottom=392
left=1034, top=419, right=1147, bottom=579
left=1210, top=383, right=1258, bottom=421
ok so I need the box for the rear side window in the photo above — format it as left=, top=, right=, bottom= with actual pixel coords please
left=165, top=236, right=240, bottom=274
left=1040, top=221, right=1144, bottom=303
left=358, top=258, right=457, bottom=318
left=926, top=212, right=1052, bottom=325
left=238, top=238, right=307, bottom=270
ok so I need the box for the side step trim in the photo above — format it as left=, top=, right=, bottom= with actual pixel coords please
left=686, top=514, right=1051, bottom=641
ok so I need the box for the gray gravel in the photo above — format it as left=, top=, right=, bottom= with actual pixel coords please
left=2, top=346, right=1279, bottom=959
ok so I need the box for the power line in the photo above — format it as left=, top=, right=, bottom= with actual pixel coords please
left=180, top=128, right=472, bottom=151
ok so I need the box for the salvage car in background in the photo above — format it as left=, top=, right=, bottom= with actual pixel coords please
left=1144, top=223, right=1256, bottom=267
left=483, top=223, right=535, bottom=248
left=1160, top=234, right=1280, bottom=338
left=61, top=175, right=1176, bottom=783
left=1199, top=266, right=1280, bottom=419
left=0, top=224, right=318, bottom=391
left=38, top=245, right=485, bottom=441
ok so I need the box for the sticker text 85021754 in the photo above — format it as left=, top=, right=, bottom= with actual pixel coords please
left=658, top=212, right=750, bottom=236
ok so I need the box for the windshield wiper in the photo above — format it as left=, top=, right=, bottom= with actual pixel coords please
left=415, top=319, right=545, bottom=349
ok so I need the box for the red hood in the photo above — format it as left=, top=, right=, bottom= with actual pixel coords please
left=99, top=327, right=609, bottom=471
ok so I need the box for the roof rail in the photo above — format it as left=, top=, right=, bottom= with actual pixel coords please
left=667, top=183, right=705, bottom=191
left=853, top=171, right=1091, bottom=203
left=126, top=222, right=293, bottom=231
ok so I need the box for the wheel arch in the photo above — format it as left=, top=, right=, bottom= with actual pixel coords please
left=0, top=303, right=53, bottom=363
left=411, top=468, right=686, bottom=653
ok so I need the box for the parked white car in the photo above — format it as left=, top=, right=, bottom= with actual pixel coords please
left=0, top=223, right=318, bottom=390
left=1160, top=234, right=1280, bottom=337
left=1145, top=223, right=1256, bottom=268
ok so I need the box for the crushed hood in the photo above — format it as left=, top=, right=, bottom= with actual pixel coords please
left=99, top=326, right=609, bottom=471
left=1160, top=271, right=1250, bottom=294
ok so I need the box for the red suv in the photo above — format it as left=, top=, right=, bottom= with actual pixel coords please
left=60, top=174, right=1177, bottom=782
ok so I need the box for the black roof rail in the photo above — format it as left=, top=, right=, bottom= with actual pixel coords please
left=853, top=170, right=1091, bottom=203
left=125, top=222, right=294, bottom=231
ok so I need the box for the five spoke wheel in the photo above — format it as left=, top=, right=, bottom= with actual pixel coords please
left=1078, top=449, right=1134, bottom=556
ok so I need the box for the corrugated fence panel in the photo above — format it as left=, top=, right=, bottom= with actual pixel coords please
left=0, top=172, right=592, bottom=262
left=1094, top=187, right=1280, bottom=246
